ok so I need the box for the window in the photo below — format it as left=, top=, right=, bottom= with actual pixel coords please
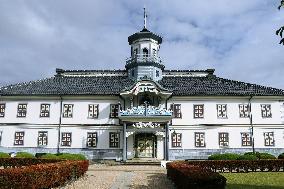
left=264, top=132, right=274, bottom=146
left=110, top=104, right=119, bottom=118
left=142, top=48, right=149, bottom=57
left=38, top=131, right=48, bottom=146
left=132, top=69, right=135, bottom=77
left=239, top=104, right=250, bottom=118
left=40, top=104, right=50, bottom=117
left=87, top=132, right=97, bottom=147
left=14, top=131, right=24, bottom=146
left=109, top=132, right=120, bottom=148
left=219, top=132, right=229, bottom=147
left=217, top=104, right=227, bottom=118
left=88, top=104, right=99, bottom=118
left=172, top=133, right=182, bottom=147
left=153, top=49, right=157, bottom=56
left=134, top=48, right=138, bottom=56
left=261, top=104, right=272, bottom=118
left=195, top=132, right=205, bottom=147
left=61, top=132, right=72, bottom=146
left=193, top=104, right=204, bottom=118
left=241, top=132, right=252, bottom=146
left=0, top=104, right=5, bottom=117
left=170, top=104, right=182, bottom=118
left=156, top=70, right=160, bottom=77
left=17, top=104, right=27, bottom=117
left=63, top=104, right=73, bottom=118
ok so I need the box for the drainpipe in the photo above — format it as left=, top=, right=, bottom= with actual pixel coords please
left=249, top=95, right=255, bottom=153
left=57, top=96, right=63, bottom=154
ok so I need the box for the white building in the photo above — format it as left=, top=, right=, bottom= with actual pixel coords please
left=0, top=13, right=284, bottom=161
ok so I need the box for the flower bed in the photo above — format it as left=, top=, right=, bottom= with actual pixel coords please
left=0, top=158, right=89, bottom=189
left=185, top=159, right=284, bottom=172
left=167, top=161, right=226, bottom=189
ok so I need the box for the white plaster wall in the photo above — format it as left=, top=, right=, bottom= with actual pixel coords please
left=156, top=135, right=164, bottom=159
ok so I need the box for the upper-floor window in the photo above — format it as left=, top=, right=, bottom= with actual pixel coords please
left=239, top=104, right=249, bottom=118
left=14, top=131, right=24, bottom=146
left=156, top=70, right=160, bottom=77
left=170, top=104, right=182, bottom=118
left=264, top=132, right=274, bottom=146
left=195, top=132, right=205, bottom=147
left=40, top=104, right=50, bottom=117
left=0, top=104, right=5, bottom=117
left=87, top=132, right=97, bottom=148
left=217, top=104, right=227, bottom=118
left=261, top=104, right=272, bottom=118
left=88, top=104, right=99, bottom=118
left=63, top=104, right=73, bottom=118
left=193, top=104, right=204, bottom=118
left=109, top=132, right=120, bottom=148
left=219, top=132, right=229, bottom=147
left=17, top=104, right=27, bottom=117
left=61, top=132, right=72, bottom=147
left=172, top=133, right=182, bottom=147
left=110, top=104, right=119, bottom=118
left=241, top=132, right=252, bottom=146
left=142, top=48, right=149, bottom=57
left=38, top=131, right=48, bottom=146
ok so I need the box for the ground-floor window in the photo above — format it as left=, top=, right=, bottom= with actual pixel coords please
left=241, top=132, right=252, bottom=146
left=219, top=132, right=229, bottom=147
left=195, top=132, right=205, bottom=147
left=264, top=132, right=274, bottom=146
left=109, top=132, right=120, bottom=148
left=14, top=131, right=24, bottom=146
left=87, top=132, right=97, bottom=147
left=61, top=132, right=72, bottom=147
left=38, top=131, right=48, bottom=146
left=171, top=133, right=182, bottom=147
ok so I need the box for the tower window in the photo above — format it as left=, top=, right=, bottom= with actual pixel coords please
left=156, top=70, right=159, bottom=77
left=132, top=69, right=135, bottom=77
left=153, top=49, right=157, bottom=56
left=142, top=48, right=148, bottom=57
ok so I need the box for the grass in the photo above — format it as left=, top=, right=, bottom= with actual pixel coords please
left=221, top=172, right=284, bottom=189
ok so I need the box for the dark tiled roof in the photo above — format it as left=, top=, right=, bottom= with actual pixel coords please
left=158, top=76, right=284, bottom=96
left=0, top=76, right=135, bottom=96
left=1, top=74, right=284, bottom=96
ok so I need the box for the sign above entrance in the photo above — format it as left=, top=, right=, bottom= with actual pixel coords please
left=133, top=122, right=160, bottom=129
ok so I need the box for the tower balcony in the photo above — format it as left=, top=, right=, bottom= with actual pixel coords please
left=118, top=105, right=173, bottom=122
left=125, top=54, right=165, bottom=70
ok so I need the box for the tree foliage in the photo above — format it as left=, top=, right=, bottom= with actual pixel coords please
left=277, top=0, right=284, bottom=45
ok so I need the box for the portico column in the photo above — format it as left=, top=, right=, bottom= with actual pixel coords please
left=166, top=122, right=170, bottom=161
left=123, top=122, right=127, bottom=161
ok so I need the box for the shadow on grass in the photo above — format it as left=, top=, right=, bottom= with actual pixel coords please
left=226, top=184, right=284, bottom=189
left=130, top=172, right=176, bottom=189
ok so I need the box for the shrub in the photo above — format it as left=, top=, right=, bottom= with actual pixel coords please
left=208, top=153, right=241, bottom=160
left=0, top=152, right=10, bottom=158
left=57, top=153, right=86, bottom=160
left=244, top=152, right=276, bottom=160
left=0, top=158, right=62, bottom=168
left=0, top=160, right=89, bottom=188
left=167, top=161, right=226, bottom=189
left=40, top=154, right=60, bottom=159
left=237, top=154, right=258, bottom=160
left=278, top=153, right=284, bottom=159
left=15, top=152, right=35, bottom=158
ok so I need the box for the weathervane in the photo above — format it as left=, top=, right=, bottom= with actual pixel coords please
left=144, top=6, right=147, bottom=29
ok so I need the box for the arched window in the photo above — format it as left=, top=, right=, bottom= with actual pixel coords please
left=142, top=48, right=149, bottom=57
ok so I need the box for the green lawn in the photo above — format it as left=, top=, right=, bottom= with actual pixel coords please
left=221, top=172, right=284, bottom=189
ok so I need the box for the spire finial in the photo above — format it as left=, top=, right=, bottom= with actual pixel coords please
left=143, top=6, right=147, bottom=29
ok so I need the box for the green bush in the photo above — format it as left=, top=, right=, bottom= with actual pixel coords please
left=15, top=152, right=35, bottom=158
left=57, top=153, right=86, bottom=160
left=244, top=152, right=276, bottom=160
left=0, top=152, right=10, bottom=158
left=237, top=154, right=258, bottom=160
left=40, top=154, right=59, bottom=159
left=208, top=153, right=241, bottom=160
left=278, top=153, right=284, bottom=159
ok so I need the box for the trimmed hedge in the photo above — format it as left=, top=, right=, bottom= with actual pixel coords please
left=167, top=161, right=226, bottom=189
left=186, top=160, right=284, bottom=172
left=15, top=152, right=35, bottom=158
left=0, top=160, right=89, bottom=189
left=0, top=158, right=62, bottom=168
left=40, top=153, right=60, bottom=159
left=237, top=154, right=258, bottom=160
left=278, top=153, right=284, bottom=159
left=208, top=153, right=241, bottom=160
left=57, top=153, right=86, bottom=160
left=244, top=152, right=276, bottom=160
left=0, top=152, right=10, bottom=158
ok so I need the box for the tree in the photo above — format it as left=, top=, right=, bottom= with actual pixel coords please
left=276, top=0, right=284, bottom=45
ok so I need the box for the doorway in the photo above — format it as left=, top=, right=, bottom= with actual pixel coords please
left=134, top=133, right=157, bottom=158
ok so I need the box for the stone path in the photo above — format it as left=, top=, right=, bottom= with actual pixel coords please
left=58, top=164, right=176, bottom=189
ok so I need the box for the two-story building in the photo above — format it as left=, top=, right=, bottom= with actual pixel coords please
left=1, top=14, right=284, bottom=161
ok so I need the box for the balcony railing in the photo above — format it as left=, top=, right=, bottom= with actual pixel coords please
left=119, top=106, right=172, bottom=117
left=126, top=54, right=162, bottom=65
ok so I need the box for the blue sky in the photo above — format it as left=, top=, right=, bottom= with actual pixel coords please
left=0, top=0, right=283, bottom=89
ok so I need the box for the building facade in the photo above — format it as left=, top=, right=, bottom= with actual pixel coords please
left=1, top=20, right=284, bottom=161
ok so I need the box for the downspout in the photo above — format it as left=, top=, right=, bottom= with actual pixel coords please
left=248, top=95, right=255, bottom=153
left=57, top=96, right=63, bottom=154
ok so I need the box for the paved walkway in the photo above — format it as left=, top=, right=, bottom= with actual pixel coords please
left=59, top=164, right=176, bottom=189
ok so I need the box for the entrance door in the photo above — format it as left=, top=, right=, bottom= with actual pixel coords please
left=135, top=133, right=156, bottom=158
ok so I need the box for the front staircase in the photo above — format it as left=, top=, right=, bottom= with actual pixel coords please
left=123, top=158, right=162, bottom=165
